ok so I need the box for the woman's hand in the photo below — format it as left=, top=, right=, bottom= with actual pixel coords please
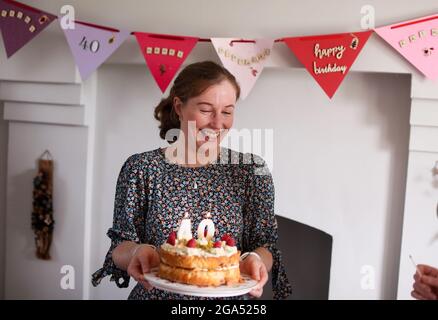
left=411, top=264, right=438, bottom=300
left=240, top=255, right=269, bottom=298
left=127, top=245, right=160, bottom=290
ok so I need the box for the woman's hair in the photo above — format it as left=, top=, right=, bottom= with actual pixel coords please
left=154, top=61, right=240, bottom=142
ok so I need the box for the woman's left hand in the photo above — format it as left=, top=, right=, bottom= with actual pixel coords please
left=240, top=255, right=269, bottom=298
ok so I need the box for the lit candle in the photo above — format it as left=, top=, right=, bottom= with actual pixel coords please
left=177, top=212, right=193, bottom=241
left=197, top=212, right=215, bottom=240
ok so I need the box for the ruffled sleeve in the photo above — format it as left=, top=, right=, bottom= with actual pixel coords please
left=242, top=154, right=292, bottom=300
left=92, top=154, right=148, bottom=288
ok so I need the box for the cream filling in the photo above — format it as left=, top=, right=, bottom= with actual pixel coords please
left=161, top=261, right=239, bottom=272
left=197, top=264, right=239, bottom=272
left=161, top=243, right=237, bottom=257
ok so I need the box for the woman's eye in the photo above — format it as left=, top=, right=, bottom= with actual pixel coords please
left=200, top=110, right=212, bottom=113
left=222, top=112, right=232, bottom=115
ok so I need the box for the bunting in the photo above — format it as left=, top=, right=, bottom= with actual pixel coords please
left=0, top=0, right=436, bottom=99
left=61, top=20, right=130, bottom=81
left=0, top=0, right=56, bottom=58
left=134, top=32, right=198, bottom=93
left=211, top=38, right=274, bottom=99
left=284, top=31, right=373, bottom=98
left=375, top=15, right=438, bottom=80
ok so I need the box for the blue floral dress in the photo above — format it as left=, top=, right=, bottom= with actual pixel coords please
left=92, top=147, right=292, bottom=300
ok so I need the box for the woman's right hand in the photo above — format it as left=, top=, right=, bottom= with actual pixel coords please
left=127, top=245, right=160, bottom=290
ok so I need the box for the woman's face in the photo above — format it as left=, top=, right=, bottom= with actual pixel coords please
left=174, top=80, right=237, bottom=150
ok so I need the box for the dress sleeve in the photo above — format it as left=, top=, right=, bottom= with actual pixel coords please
left=91, top=154, right=148, bottom=288
left=242, top=154, right=292, bottom=300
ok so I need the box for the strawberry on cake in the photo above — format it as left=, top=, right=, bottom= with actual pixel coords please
left=158, top=213, right=241, bottom=287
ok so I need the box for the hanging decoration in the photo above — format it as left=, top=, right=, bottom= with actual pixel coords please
left=283, top=31, right=373, bottom=98
left=61, top=20, right=130, bottom=80
left=0, top=0, right=437, bottom=99
left=375, top=15, right=438, bottom=80
left=0, top=0, right=56, bottom=58
left=134, top=32, right=199, bottom=93
left=211, top=38, right=274, bottom=99
left=31, top=150, right=55, bottom=260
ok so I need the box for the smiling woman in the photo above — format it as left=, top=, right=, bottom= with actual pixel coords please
left=91, top=61, right=292, bottom=300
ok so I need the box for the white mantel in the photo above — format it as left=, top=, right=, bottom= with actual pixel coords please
left=1, top=0, right=437, bottom=300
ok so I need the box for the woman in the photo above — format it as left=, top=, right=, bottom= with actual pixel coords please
left=92, top=61, right=292, bottom=300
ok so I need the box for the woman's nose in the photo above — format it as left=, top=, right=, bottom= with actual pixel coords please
left=209, top=113, right=223, bottom=129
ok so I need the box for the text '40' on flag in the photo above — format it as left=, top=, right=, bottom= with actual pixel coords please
left=61, top=20, right=130, bottom=81
left=284, top=31, right=373, bottom=99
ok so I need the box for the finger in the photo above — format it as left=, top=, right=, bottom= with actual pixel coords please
left=150, top=252, right=160, bottom=268
left=421, top=275, right=438, bottom=290
left=413, top=281, right=432, bottom=295
left=259, top=265, right=268, bottom=286
left=411, top=290, right=426, bottom=300
left=127, top=261, right=143, bottom=280
left=239, top=260, right=250, bottom=276
left=138, top=279, right=153, bottom=290
left=250, top=261, right=261, bottom=281
left=137, top=255, right=151, bottom=274
left=413, top=282, right=436, bottom=300
left=418, top=265, right=438, bottom=277
left=249, top=287, right=263, bottom=298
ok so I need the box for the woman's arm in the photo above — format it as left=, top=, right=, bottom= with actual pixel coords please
left=254, top=247, right=273, bottom=272
left=112, top=240, right=160, bottom=290
left=112, top=241, right=139, bottom=271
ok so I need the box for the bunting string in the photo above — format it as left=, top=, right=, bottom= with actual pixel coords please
left=0, top=0, right=437, bottom=99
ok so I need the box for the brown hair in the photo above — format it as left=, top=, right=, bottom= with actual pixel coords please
left=154, top=61, right=240, bottom=142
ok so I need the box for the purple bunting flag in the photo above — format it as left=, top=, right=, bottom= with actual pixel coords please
left=61, top=20, right=130, bottom=80
left=0, top=0, right=56, bottom=58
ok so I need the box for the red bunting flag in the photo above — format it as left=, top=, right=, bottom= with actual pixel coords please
left=0, top=0, right=56, bottom=58
left=375, top=15, right=438, bottom=80
left=134, top=32, right=199, bottom=93
left=284, top=31, right=373, bottom=98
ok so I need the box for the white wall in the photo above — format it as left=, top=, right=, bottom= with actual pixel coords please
left=233, top=70, right=411, bottom=299
left=89, top=65, right=410, bottom=299
left=5, top=122, right=88, bottom=299
left=90, top=65, right=166, bottom=299
left=0, top=102, right=8, bottom=300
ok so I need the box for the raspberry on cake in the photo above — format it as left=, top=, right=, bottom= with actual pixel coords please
left=158, top=212, right=241, bottom=287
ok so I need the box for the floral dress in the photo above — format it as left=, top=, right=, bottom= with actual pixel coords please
left=92, top=147, right=292, bottom=300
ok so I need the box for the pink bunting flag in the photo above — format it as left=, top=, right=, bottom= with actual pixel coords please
left=134, top=32, right=199, bottom=93
left=211, top=38, right=274, bottom=99
left=0, top=0, right=56, bottom=58
left=375, top=15, right=438, bottom=80
left=61, top=20, right=130, bottom=80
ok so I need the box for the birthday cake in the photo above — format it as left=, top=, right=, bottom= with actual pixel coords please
left=158, top=213, right=241, bottom=287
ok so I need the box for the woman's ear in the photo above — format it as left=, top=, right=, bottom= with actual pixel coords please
left=173, top=97, right=183, bottom=119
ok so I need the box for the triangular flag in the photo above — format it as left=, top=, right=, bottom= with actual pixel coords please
left=0, top=0, right=56, bottom=58
left=284, top=31, right=372, bottom=98
left=134, top=32, right=198, bottom=93
left=211, top=38, right=274, bottom=100
left=375, top=15, right=438, bottom=80
left=61, top=20, right=130, bottom=80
